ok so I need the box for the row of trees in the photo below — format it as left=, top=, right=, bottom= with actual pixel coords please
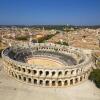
left=1, top=25, right=100, bottom=30
left=38, top=33, right=59, bottom=43
left=56, top=41, right=69, bottom=46
left=15, top=35, right=29, bottom=41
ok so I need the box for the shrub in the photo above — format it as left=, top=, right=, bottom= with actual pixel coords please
left=56, top=41, right=69, bottom=46
left=0, top=49, right=3, bottom=58
left=89, top=69, right=100, bottom=88
left=15, top=36, right=28, bottom=41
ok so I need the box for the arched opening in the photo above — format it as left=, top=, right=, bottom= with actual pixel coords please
left=75, top=78, right=78, bottom=83
left=34, top=79, right=37, bottom=84
left=22, top=68, right=25, bottom=72
left=15, top=74, right=17, bottom=78
left=76, top=69, right=79, bottom=74
left=52, top=81, right=56, bottom=86
left=70, top=79, right=73, bottom=85
left=71, top=70, right=74, bottom=75
left=39, top=80, right=43, bottom=85
left=28, top=69, right=31, bottom=74
left=45, top=71, right=49, bottom=76
left=52, top=71, right=55, bottom=76
left=58, top=71, right=62, bottom=77
left=64, top=80, right=68, bottom=86
left=65, top=71, right=68, bottom=75
left=80, top=76, right=82, bottom=81
left=11, top=72, right=14, bottom=77
left=33, top=70, right=37, bottom=75
left=23, top=77, right=26, bottom=81
left=58, top=81, right=62, bottom=86
left=39, top=71, right=43, bottom=76
left=28, top=78, right=31, bottom=83
left=18, top=67, right=21, bottom=71
left=45, top=80, right=49, bottom=86
left=36, top=48, right=38, bottom=51
left=19, top=75, right=21, bottom=80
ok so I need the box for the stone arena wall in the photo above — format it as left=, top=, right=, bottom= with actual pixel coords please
left=2, top=40, right=93, bottom=87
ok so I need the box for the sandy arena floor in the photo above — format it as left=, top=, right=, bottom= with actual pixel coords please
left=0, top=59, right=100, bottom=100
left=27, top=57, right=65, bottom=68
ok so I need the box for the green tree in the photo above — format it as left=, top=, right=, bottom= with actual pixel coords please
left=89, top=69, right=100, bottom=88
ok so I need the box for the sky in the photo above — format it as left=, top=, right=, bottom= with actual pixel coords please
left=0, top=0, right=100, bottom=25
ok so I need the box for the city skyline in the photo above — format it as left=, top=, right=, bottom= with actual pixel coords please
left=0, top=0, right=100, bottom=25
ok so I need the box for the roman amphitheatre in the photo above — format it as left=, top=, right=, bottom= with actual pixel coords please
left=0, top=37, right=100, bottom=100
left=1, top=37, right=93, bottom=87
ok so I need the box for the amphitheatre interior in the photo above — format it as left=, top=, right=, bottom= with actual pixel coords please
left=27, top=57, right=65, bottom=68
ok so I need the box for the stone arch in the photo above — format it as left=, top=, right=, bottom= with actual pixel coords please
left=11, top=72, right=14, bottom=77
left=45, top=71, right=49, bottom=76
left=70, top=79, right=73, bottom=85
left=52, top=71, right=56, bottom=76
left=45, top=80, right=49, bottom=86
left=52, top=81, right=56, bottom=86
left=65, top=71, right=68, bottom=75
left=23, top=77, right=26, bottom=81
left=28, top=78, right=32, bottom=83
left=33, top=70, right=37, bottom=75
left=58, top=71, right=62, bottom=77
left=18, top=67, right=21, bottom=71
left=22, top=68, right=25, bottom=72
left=75, top=78, right=78, bottom=83
left=64, top=80, right=68, bottom=86
left=18, top=75, right=21, bottom=80
left=15, top=73, right=17, bottom=78
left=71, top=70, right=74, bottom=75
left=39, top=80, right=43, bottom=85
left=58, top=80, right=62, bottom=86
left=34, top=79, right=37, bottom=84
left=39, top=70, right=43, bottom=76
left=80, top=76, right=83, bottom=81
left=28, top=69, right=31, bottom=74
left=76, top=69, right=79, bottom=74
